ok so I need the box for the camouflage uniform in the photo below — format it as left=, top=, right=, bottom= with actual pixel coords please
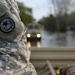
left=0, top=0, right=37, bottom=75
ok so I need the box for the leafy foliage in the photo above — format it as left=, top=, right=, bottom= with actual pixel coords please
left=39, top=13, right=75, bottom=32
left=17, top=2, right=33, bottom=25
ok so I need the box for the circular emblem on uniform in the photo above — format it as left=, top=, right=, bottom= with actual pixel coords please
left=0, top=18, right=15, bottom=33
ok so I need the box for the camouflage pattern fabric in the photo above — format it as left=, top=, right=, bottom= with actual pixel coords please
left=1, top=0, right=21, bottom=20
left=0, top=0, right=37, bottom=75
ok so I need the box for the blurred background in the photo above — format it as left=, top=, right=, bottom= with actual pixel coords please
left=16, top=0, right=75, bottom=75
left=17, top=0, right=75, bottom=47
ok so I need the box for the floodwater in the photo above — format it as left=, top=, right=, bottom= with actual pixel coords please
left=27, top=30, right=75, bottom=47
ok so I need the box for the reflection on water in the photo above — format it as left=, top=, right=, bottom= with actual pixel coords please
left=41, top=30, right=75, bottom=47
left=27, top=30, right=75, bottom=47
left=27, top=41, right=41, bottom=48
left=55, top=32, right=75, bottom=46
left=55, top=34, right=67, bottom=46
left=37, top=41, right=41, bottom=47
left=28, top=42, right=31, bottom=48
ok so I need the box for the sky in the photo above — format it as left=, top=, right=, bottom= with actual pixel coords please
left=16, top=0, right=53, bottom=21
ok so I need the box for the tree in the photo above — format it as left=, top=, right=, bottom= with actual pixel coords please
left=51, top=0, right=72, bottom=15
left=68, top=12, right=75, bottom=31
left=39, top=14, right=56, bottom=32
left=17, top=2, right=34, bottom=25
left=50, top=0, right=75, bottom=32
